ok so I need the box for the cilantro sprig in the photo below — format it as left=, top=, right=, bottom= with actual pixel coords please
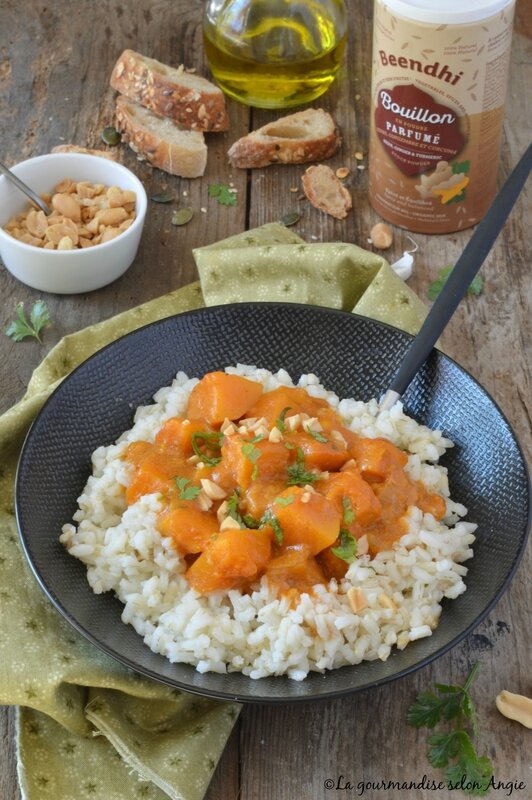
left=275, top=406, right=291, bottom=433
left=5, top=300, right=51, bottom=343
left=241, top=441, right=262, bottom=480
left=226, top=490, right=259, bottom=529
left=307, top=428, right=328, bottom=444
left=208, top=182, right=237, bottom=206
left=428, top=265, right=483, bottom=302
left=331, top=497, right=357, bottom=563
left=191, top=431, right=223, bottom=466
left=261, top=510, right=284, bottom=544
left=286, top=447, right=318, bottom=487
left=174, top=477, right=201, bottom=501
left=407, top=663, right=493, bottom=795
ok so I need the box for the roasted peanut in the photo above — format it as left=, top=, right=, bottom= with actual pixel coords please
left=3, top=178, right=136, bottom=250
left=370, top=222, right=393, bottom=249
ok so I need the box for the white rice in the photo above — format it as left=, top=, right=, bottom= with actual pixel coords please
left=60, top=366, right=476, bottom=680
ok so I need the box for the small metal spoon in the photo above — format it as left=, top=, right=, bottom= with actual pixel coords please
left=0, top=159, right=51, bottom=215
left=380, top=142, right=532, bottom=412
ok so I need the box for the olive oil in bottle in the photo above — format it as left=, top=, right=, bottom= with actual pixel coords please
left=203, top=0, right=347, bottom=109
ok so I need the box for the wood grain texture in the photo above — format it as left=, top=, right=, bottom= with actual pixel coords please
left=1, top=2, right=530, bottom=799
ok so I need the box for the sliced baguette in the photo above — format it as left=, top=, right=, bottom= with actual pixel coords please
left=227, top=109, right=340, bottom=169
left=110, top=50, right=228, bottom=132
left=301, top=164, right=352, bottom=220
left=115, top=96, right=207, bottom=178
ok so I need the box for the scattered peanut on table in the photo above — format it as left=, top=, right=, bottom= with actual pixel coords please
left=3, top=179, right=136, bottom=250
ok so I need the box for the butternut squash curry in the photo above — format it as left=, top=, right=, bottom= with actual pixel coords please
left=124, top=372, right=446, bottom=596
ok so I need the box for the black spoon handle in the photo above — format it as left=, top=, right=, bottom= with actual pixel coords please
left=381, top=142, right=532, bottom=411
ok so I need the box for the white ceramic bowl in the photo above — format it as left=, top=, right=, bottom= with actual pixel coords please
left=0, top=153, right=147, bottom=294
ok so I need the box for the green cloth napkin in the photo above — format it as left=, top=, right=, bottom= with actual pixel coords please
left=194, top=223, right=427, bottom=334
left=0, top=224, right=428, bottom=800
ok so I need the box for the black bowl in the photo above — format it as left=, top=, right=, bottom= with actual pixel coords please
left=15, top=304, right=531, bottom=702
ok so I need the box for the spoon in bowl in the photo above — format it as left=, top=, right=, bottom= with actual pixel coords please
left=0, top=159, right=51, bottom=215
left=380, top=142, right=532, bottom=412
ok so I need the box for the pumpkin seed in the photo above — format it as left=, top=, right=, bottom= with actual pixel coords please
left=101, top=126, right=121, bottom=146
left=150, top=193, right=175, bottom=204
left=280, top=211, right=301, bottom=227
left=172, top=207, right=194, bottom=226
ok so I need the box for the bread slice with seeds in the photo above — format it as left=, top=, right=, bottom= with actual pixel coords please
left=115, top=96, right=207, bottom=178
left=110, top=49, right=229, bottom=132
left=227, top=109, right=341, bottom=169
left=301, top=164, right=352, bottom=219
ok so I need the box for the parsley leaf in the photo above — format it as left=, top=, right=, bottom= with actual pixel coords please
left=275, top=494, right=295, bottom=507
left=428, top=265, right=483, bottom=301
left=174, top=477, right=201, bottom=501
left=286, top=447, right=318, bottom=487
left=191, top=431, right=223, bottom=466
left=407, top=663, right=492, bottom=795
left=307, top=428, right=328, bottom=443
left=241, top=441, right=262, bottom=480
left=331, top=498, right=358, bottom=563
left=331, top=528, right=357, bottom=563
left=342, top=496, right=355, bottom=525
left=226, top=489, right=259, bottom=529
left=444, top=732, right=492, bottom=795
left=275, top=406, right=292, bottom=432
left=5, top=300, right=51, bottom=343
left=208, top=182, right=237, bottom=206
left=261, top=510, right=284, bottom=544
left=428, top=730, right=461, bottom=768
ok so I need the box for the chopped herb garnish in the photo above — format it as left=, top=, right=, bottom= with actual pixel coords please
left=275, top=494, right=295, bottom=508
left=261, top=510, right=284, bottom=544
left=241, top=441, right=262, bottom=480
left=307, top=428, right=328, bottom=444
left=208, top=182, right=237, bottom=206
left=331, top=498, right=357, bottom=563
left=332, top=529, right=357, bottom=563
left=275, top=406, right=291, bottom=432
left=191, top=431, right=223, bottom=466
left=174, top=477, right=201, bottom=501
left=284, top=442, right=295, bottom=450
left=342, top=496, right=355, bottom=526
left=286, top=447, right=318, bottom=487
left=407, top=663, right=493, bottom=795
left=5, top=300, right=51, bottom=343
left=428, top=265, right=483, bottom=302
left=226, top=490, right=259, bottom=529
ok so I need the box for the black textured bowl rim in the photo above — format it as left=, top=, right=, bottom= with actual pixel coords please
left=15, top=303, right=532, bottom=704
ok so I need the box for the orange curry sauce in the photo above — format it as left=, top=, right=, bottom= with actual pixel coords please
left=124, top=372, right=446, bottom=596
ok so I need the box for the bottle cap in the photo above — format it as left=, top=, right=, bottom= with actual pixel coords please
left=381, top=0, right=514, bottom=25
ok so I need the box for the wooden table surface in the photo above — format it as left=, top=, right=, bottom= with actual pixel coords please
left=1, top=1, right=530, bottom=798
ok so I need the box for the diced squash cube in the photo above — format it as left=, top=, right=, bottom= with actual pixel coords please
left=221, top=435, right=289, bottom=490
left=265, top=546, right=325, bottom=592
left=158, top=502, right=219, bottom=554
left=273, top=487, right=340, bottom=554
left=349, top=436, right=408, bottom=482
left=187, top=372, right=263, bottom=425
left=185, top=528, right=271, bottom=593
left=154, top=417, right=211, bottom=456
left=289, top=431, right=350, bottom=472
left=324, top=469, right=383, bottom=527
